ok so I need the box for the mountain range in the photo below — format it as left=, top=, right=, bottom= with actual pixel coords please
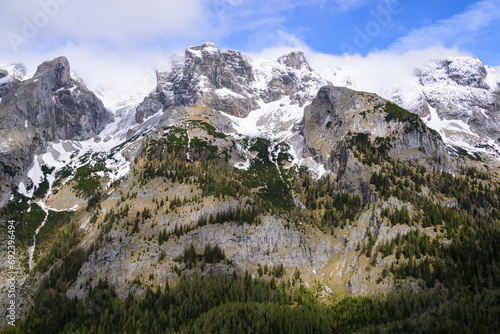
left=1, top=42, right=499, bottom=332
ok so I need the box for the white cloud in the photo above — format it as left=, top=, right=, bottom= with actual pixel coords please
left=0, top=0, right=497, bottom=110
left=390, top=0, right=500, bottom=52
left=2, top=42, right=172, bottom=108
left=306, top=46, right=466, bottom=94
left=248, top=40, right=466, bottom=98
left=0, top=0, right=211, bottom=107
left=0, top=0, right=206, bottom=55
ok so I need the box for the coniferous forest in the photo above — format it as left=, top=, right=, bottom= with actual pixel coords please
left=1, top=127, right=499, bottom=334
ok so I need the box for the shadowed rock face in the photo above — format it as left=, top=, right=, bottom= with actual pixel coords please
left=442, top=57, right=489, bottom=89
left=0, top=57, right=112, bottom=200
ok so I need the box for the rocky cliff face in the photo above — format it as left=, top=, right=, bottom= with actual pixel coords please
left=0, top=57, right=112, bottom=201
left=135, top=42, right=325, bottom=122
left=1, top=57, right=112, bottom=142
left=300, top=85, right=451, bottom=198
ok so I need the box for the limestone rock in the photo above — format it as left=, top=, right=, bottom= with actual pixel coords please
left=301, top=85, right=452, bottom=197
left=135, top=43, right=326, bottom=122
left=0, top=56, right=112, bottom=202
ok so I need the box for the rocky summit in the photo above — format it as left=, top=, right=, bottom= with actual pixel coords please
left=136, top=42, right=325, bottom=122
left=1, top=43, right=500, bottom=332
left=0, top=57, right=112, bottom=205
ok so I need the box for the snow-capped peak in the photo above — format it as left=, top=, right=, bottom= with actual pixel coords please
left=0, top=63, right=27, bottom=81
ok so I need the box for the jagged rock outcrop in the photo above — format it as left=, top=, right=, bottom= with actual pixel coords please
left=428, top=57, right=489, bottom=89
left=301, top=85, right=452, bottom=197
left=136, top=42, right=258, bottom=122
left=0, top=57, right=112, bottom=201
left=135, top=42, right=326, bottom=123
left=1, top=57, right=112, bottom=141
left=262, top=51, right=320, bottom=106
left=70, top=215, right=342, bottom=300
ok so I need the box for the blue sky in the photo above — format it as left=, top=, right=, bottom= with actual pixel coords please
left=207, top=0, right=500, bottom=65
left=1, top=0, right=499, bottom=99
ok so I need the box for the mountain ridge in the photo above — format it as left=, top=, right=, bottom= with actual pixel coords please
left=0, top=56, right=112, bottom=206
left=1, top=43, right=500, bottom=331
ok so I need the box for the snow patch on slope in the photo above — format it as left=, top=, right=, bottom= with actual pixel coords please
left=224, top=97, right=303, bottom=140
